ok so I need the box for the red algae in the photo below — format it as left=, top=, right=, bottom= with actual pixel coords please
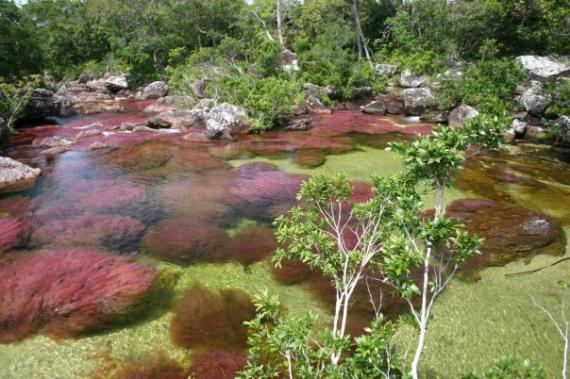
left=171, top=284, right=255, bottom=349
left=189, top=350, right=248, bottom=379
left=0, top=196, right=33, bottom=217
left=271, top=258, right=313, bottom=285
left=0, top=249, right=156, bottom=342
left=227, top=225, right=277, bottom=265
left=0, top=217, right=29, bottom=253
left=141, top=218, right=229, bottom=263
left=90, top=352, right=189, bottom=379
left=30, top=215, right=145, bottom=251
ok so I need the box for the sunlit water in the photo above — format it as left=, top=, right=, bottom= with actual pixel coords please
left=0, top=107, right=569, bottom=378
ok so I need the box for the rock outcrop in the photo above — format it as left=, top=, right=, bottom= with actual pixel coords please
left=448, top=105, right=479, bottom=128
left=402, top=88, right=434, bottom=115
left=0, top=157, right=41, bottom=194
left=139, top=81, right=168, bottom=100
left=516, top=55, right=570, bottom=82
left=519, top=81, right=552, bottom=116
left=399, top=70, right=427, bottom=88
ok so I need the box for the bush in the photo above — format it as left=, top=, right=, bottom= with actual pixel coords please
left=463, top=357, right=545, bottom=379
left=437, top=59, right=526, bottom=114
left=545, top=79, right=570, bottom=119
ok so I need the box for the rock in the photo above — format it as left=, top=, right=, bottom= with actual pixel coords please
left=104, top=74, right=129, bottom=92
left=0, top=249, right=156, bottom=342
left=191, top=79, right=208, bottom=99
left=554, top=115, right=570, bottom=144
left=448, top=105, right=479, bottom=128
left=504, top=128, right=516, bottom=144
left=0, top=157, right=41, bottom=194
left=352, top=86, right=373, bottom=99
left=516, top=55, right=570, bottom=82
left=303, top=83, right=320, bottom=98
left=31, top=215, right=145, bottom=251
left=278, top=49, right=299, bottom=72
left=141, top=81, right=168, bottom=99
left=520, top=81, right=552, bottom=116
left=0, top=117, right=8, bottom=152
left=305, top=96, right=331, bottom=114
left=143, top=95, right=196, bottom=114
left=24, top=88, right=55, bottom=120
left=78, top=73, right=94, bottom=84
left=402, top=88, right=434, bottom=115
left=148, top=111, right=202, bottom=130
left=323, top=85, right=339, bottom=100
left=361, top=93, right=404, bottom=115
left=420, top=110, right=448, bottom=123
left=374, top=63, right=397, bottom=77
left=132, top=125, right=156, bottom=133
left=511, top=119, right=527, bottom=136
left=76, top=129, right=102, bottom=139
left=52, top=85, right=75, bottom=117
left=40, top=145, right=69, bottom=158
left=203, top=103, right=250, bottom=139
left=34, top=136, right=74, bottom=148
left=285, top=118, right=312, bottom=131
left=399, top=70, right=427, bottom=88
left=88, top=141, right=110, bottom=150
left=444, top=199, right=565, bottom=277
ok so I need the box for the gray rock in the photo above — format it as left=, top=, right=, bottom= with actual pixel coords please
left=520, top=81, right=552, bottom=116
left=0, top=156, right=41, bottom=194
left=305, top=96, right=331, bottom=114
left=449, top=105, right=479, bottom=128
left=205, top=118, right=233, bottom=140
left=554, top=115, right=570, bottom=144
left=353, top=86, right=373, bottom=99
left=278, top=50, right=299, bottom=72
left=53, top=85, right=75, bottom=117
left=88, top=141, right=110, bottom=150
left=104, top=74, right=129, bottom=92
left=420, top=111, right=449, bottom=123
left=191, top=79, right=209, bottom=99
left=323, top=85, right=339, bottom=100
left=375, top=63, right=397, bottom=77
left=208, top=103, right=249, bottom=132
left=400, top=70, right=427, bottom=88
left=303, top=83, right=320, bottom=98
left=361, top=100, right=388, bottom=115
left=511, top=119, right=528, bottom=136
left=375, top=93, right=404, bottom=115
left=285, top=118, right=312, bottom=131
left=516, top=55, right=570, bottom=82
left=141, top=81, right=168, bottom=99
left=147, top=111, right=202, bottom=130
left=524, top=125, right=551, bottom=142
left=402, top=88, right=434, bottom=115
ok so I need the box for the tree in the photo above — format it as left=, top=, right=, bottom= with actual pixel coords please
left=241, top=114, right=508, bottom=378
left=0, top=75, right=41, bottom=131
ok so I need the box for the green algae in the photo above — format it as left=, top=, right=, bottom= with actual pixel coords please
left=396, top=227, right=570, bottom=378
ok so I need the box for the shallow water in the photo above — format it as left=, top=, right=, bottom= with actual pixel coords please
left=1, top=108, right=569, bottom=378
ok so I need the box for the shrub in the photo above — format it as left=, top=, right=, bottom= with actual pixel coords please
left=0, top=75, right=41, bottom=130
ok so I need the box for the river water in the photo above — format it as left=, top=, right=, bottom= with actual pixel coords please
left=0, top=106, right=569, bottom=378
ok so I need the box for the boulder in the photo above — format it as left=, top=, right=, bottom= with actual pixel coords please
left=511, top=119, right=527, bottom=136
left=191, top=79, right=209, bottom=98
left=305, top=96, right=331, bottom=114
left=303, top=83, right=320, bottom=98
left=516, top=55, right=570, bottom=82
left=277, top=49, right=299, bottom=72
left=147, top=110, right=202, bottom=130
left=0, top=117, right=8, bottom=152
left=374, top=63, right=397, bottom=77
left=203, top=103, right=250, bottom=139
left=448, top=105, right=479, bottom=128
left=352, top=86, right=373, bottom=99
left=0, top=157, right=41, bottom=194
left=361, top=93, right=404, bottom=115
left=104, top=74, right=129, bottom=92
left=52, top=85, right=75, bottom=117
left=323, top=85, right=339, bottom=100
left=141, top=81, right=168, bottom=99
left=402, top=88, right=434, bottom=115
left=0, top=249, right=156, bottom=342
left=24, top=88, right=56, bottom=120
left=205, top=119, right=232, bottom=140
left=285, top=118, right=312, bottom=131
left=420, top=110, right=449, bottom=123
left=519, top=81, right=552, bottom=116
left=399, top=70, right=427, bottom=88
left=554, top=115, right=570, bottom=144
left=143, top=95, right=195, bottom=114
left=361, top=100, right=387, bottom=115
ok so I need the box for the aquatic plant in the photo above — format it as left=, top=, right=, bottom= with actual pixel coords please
left=226, top=225, right=277, bottom=265
left=0, top=249, right=156, bottom=342
left=293, top=150, right=327, bottom=168
left=271, top=258, right=313, bottom=285
left=30, top=215, right=145, bottom=251
left=189, top=350, right=248, bottom=379
left=0, top=217, right=29, bottom=253
left=91, top=352, right=189, bottom=379
left=141, top=218, right=229, bottom=263
left=170, top=284, right=255, bottom=349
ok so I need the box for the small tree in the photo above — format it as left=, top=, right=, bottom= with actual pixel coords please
left=0, top=75, right=41, bottom=131
left=240, top=114, right=508, bottom=378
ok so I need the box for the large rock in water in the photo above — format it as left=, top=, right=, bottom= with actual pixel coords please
left=0, top=157, right=41, bottom=194
left=516, top=55, right=570, bottom=82
left=361, top=93, right=404, bottom=115
left=103, top=74, right=129, bottom=92
left=0, top=249, right=156, bottom=342
left=204, top=103, right=249, bottom=140
left=444, top=199, right=565, bottom=278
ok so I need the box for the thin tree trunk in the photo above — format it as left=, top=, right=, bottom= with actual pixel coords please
left=411, top=247, right=432, bottom=379
left=276, top=0, right=284, bottom=48
left=352, top=0, right=372, bottom=67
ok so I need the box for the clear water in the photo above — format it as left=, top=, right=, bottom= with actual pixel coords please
left=0, top=108, right=569, bottom=378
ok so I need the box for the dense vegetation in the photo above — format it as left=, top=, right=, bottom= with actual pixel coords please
left=1, top=0, right=569, bottom=129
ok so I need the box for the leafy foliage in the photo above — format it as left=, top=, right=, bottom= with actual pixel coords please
left=0, top=75, right=41, bottom=131
left=463, top=357, right=546, bottom=379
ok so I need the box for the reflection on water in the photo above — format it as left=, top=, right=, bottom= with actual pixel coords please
left=0, top=110, right=569, bottom=378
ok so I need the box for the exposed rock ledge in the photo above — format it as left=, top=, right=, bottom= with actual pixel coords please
left=0, top=156, right=41, bottom=194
